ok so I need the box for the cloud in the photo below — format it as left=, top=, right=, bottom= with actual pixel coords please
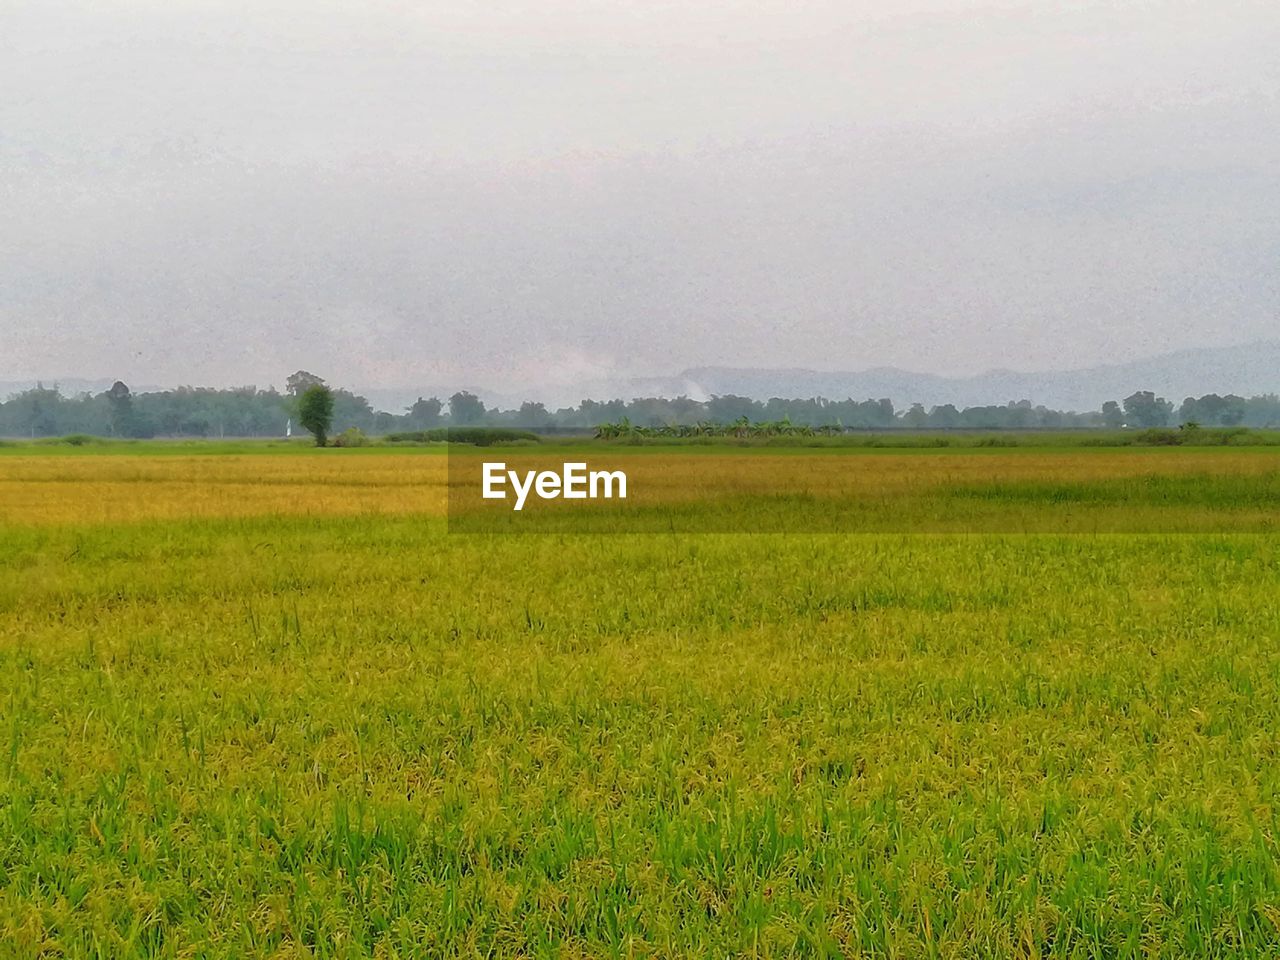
left=2, top=1, right=1278, bottom=391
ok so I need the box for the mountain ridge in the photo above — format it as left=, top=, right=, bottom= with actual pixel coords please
left=622, top=339, right=1280, bottom=412
left=5, top=340, right=1277, bottom=414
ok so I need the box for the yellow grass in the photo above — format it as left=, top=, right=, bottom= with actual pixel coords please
left=4, top=447, right=1277, bottom=527
left=4, top=445, right=1280, bottom=956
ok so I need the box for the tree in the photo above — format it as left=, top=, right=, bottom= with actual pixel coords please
left=517, top=401, right=550, bottom=429
left=930, top=404, right=960, bottom=429
left=1122, top=390, right=1173, bottom=428
left=902, top=403, right=929, bottom=429
left=286, top=370, right=325, bottom=397
left=100, top=380, right=153, bottom=437
left=1177, top=393, right=1248, bottom=427
left=1194, top=394, right=1227, bottom=425
left=1101, top=400, right=1124, bottom=428
left=105, top=380, right=133, bottom=436
left=1221, top=395, right=1247, bottom=427
left=297, top=384, right=335, bottom=446
left=448, top=391, right=485, bottom=426
left=331, top=389, right=375, bottom=432
left=706, top=394, right=759, bottom=424
left=406, top=396, right=443, bottom=429
left=5, top=384, right=63, bottom=436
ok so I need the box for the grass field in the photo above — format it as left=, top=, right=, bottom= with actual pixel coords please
left=3, top=444, right=1280, bottom=957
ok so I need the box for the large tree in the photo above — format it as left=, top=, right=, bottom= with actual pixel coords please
left=286, top=370, right=326, bottom=397
left=517, top=400, right=551, bottom=428
left=1122, top=390, right=1174, bottom=428
left=406, top=396, right=443, bottom=429
left=101, top=380, right=154, bottom=437
left=448, top=391, right=485, bottom=426
left=297, top=384, right=335, bottom=446
left=105, top=380, right=133, bottom=436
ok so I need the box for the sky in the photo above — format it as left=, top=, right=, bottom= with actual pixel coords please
left=3, top=0, right=1278, bottom=396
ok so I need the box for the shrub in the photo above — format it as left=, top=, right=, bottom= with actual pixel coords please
left=32, top=434, right=101, bottom=447
left=384, top=428, right=540, bottom=446
left=1133, top=428, right=1183, bottom=446
left=1200, top=428, right=1252, bottom=446
left=331, top=427, right=369, bottom=448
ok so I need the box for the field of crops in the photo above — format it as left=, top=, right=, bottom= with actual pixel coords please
left=3, top=444, right=1280, bottom=957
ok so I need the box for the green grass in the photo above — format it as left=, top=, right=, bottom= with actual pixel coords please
left=4, top=452, right=1280, bottom=956
left=6, top=427, right=1280, bottom=456
left=445, top=446, right=1280, bottom=533
left=0, top=438, right=324, bottom=457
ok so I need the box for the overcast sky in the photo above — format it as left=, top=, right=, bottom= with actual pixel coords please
left=3, top=0, right=1278, bottom=394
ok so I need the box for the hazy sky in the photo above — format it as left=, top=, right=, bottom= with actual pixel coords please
left=3, top=0, right=1278, bottom=393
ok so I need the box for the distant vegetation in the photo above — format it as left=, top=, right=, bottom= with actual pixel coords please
left=593, top=424, right=1280, bottom=447
left=385, top=427, right=541, bottom=446
left=2, top=369, right=1278, bottom=438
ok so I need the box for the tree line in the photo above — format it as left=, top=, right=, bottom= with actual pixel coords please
left=2, top=370, right=1278, bottom=439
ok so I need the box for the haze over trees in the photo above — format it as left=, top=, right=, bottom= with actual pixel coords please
left=447, top=391, right=486, bottom=426
left=285, top=371, right=326, bottom=397
left=2, top=374, right=1278, bottom=438
left=1122, top=391, right=1176, bottom=428
left=405, top=397, right=443, bottom=429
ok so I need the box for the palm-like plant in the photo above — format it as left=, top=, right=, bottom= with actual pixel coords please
left=593, top=415, right=849, bottom=441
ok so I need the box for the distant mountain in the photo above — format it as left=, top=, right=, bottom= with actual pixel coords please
left=612, top=340, right=1280, bottom=412
left=9, top=340, right=1277, bottom=414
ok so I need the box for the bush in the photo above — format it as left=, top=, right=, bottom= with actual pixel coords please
left=1132, top=428, right=1183, bottom=446
left=1199, top=428, right=1252, bottom=446
left=1138, top=426, right=1264, bottom=447
left=331, top=427, right=369, bottom=448
left=33, top=435, right=114, bottom=447
left=384, top=428, right=540, bottom=446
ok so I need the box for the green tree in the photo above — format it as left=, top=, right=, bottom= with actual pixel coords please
left=4, top=385, right=63, bottom=436
left=105, top=380, right=133, bottom=436
left=1194, top=394, right=1227, bottom=425
left=1221, top=395, right=1247, bottom=427
left=1122, top=390, right=1173, bottom=428
left=706, top=394, right=759, bottom=424
left=331, top=389, right=375, bottom=432
left=286, top=370, right=325, bottom=397
left=448, top=391, right=486, bottom=426
left=406, top=396, right=443, bottom=429
left=298, top=384, right=335, bottom=446
left=930, top=404, right=961, bottom=429
left=517, top=400, right=551, bottom=429
left=1101, top=400, right=1124, bottom=428
left=902, top=403, right=929, bottom=429
left=101, top=380, right=154, bottom=437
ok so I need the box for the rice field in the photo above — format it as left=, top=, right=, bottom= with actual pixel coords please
left=3, top=444, right=1280, bottom=957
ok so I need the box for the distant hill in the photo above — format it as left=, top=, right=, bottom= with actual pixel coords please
left=8, top=340, right=1278, bottom=414
left=614, top=340, right=1280, bottom=412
